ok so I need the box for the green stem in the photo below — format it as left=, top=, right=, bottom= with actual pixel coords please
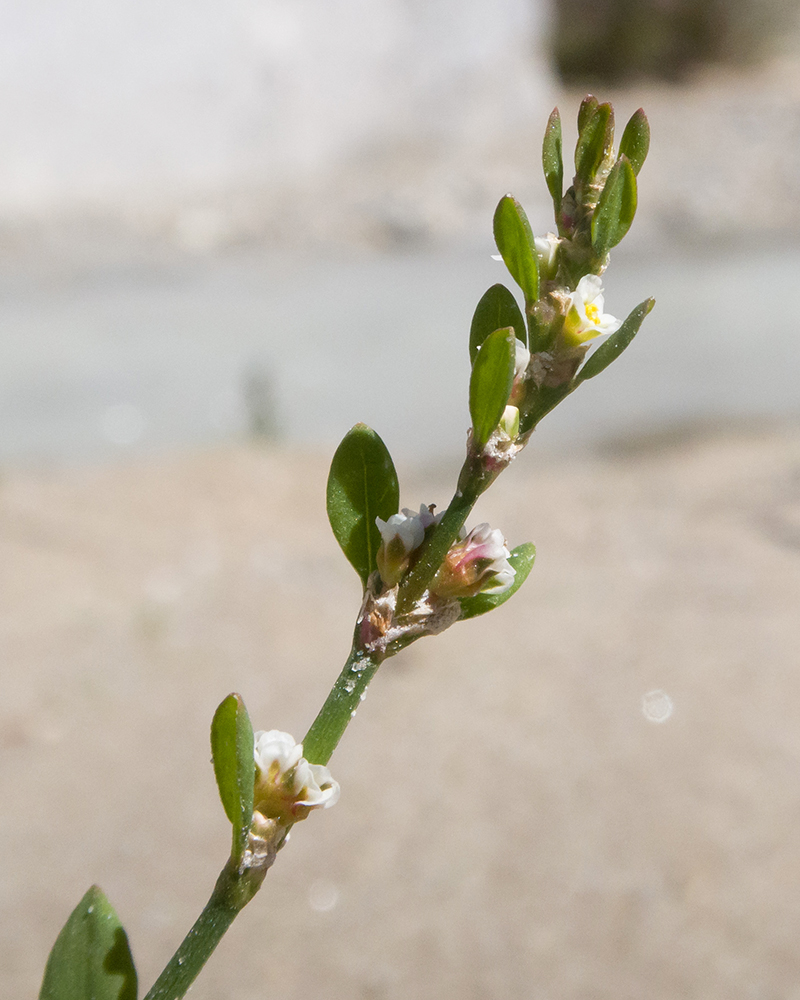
left=145, top=634, right=380, bottom=997
left=144, top=411, right=542, bottom=1000
left=303, top=633, right=384, bottom=766
left=144, top=857, right=265, bottom=1000
left=394, top=451, right=494, bottom=616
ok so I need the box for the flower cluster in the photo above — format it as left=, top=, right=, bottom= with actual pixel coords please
left=252, top=730, right=339, bottom=825
left=375, top=505, right=515, bottom=601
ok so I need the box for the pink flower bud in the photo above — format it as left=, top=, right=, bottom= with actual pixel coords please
left=430, top=523, right=515, bottom=599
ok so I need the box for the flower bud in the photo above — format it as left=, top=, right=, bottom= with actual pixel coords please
left=534, top=232, right=560, bottom=280
left=430, top=523, right=515, bottom=599
left=253, top=730, right=339, bottom=824
left=375, top=504, right=442, bottom=586
left=498, top=404, right=520, bottom=440
left=508, top=341, right=531, bottom=407
left=562, top=274, right=620, bottom=346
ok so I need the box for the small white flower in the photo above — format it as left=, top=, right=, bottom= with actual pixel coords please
left=376, top=510, right=425, bottom=555
left=410, top=503, right=444, bottom=533
left=254, top=729, right=303, bottom=775
left=253, top=730, right=339, bottom=822
left=376, top=504, right=444, bottom=586
left=563, top=274, right=620, bottom=344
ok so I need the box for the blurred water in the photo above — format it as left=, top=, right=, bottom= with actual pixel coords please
left=0, top=241, right=797, bottom=467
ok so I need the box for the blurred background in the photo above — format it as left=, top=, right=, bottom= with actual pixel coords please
left=2, top=0, right=800, bottom=463
left=3, top=2, right=800, bottom=998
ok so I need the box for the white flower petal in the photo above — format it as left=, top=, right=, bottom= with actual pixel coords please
left=254, top=730, right=303, bottom=773
left=253, top=730, right=340, bottom=821
left=565, top=275, right=620, bottom=342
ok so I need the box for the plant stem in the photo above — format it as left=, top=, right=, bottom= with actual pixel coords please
left=145, top=414, right=534, bottom=999
left=144, top=857, right=265, bottom=1000
left=302, top=633, right=383, bottom=766
left=394, top=453, right=492, bottom=616
left=144, top=636, right=378, bottom=997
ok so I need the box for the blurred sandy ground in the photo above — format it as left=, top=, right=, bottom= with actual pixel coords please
left=3, top=426, right=800, bottom=1000
left=3, top=2, right=800, bottom=998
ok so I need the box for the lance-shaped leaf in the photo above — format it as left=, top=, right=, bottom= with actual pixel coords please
left=519, top=383, right=572, bottom=436
left=40, top=886, right=137, bottom=1000
left=327, top=424, right=399, bottom=587
left=493, top=195, right=539, bottom=304
left=469, top=326, right=515, bottom=449
left=211, top=693, right=255, bottom=860
left=542, top=107, right=563, bottom=215
left=575, top=297, right=655, bottom=383
left=458, top=543, right=536, bottom=620
left=591, top=155, right=637, bottom=256
left=575, top=101, right=613, bottom=183
left=618, top=108, right=650, bottom=176
left=577, top=94, right=599, bottom=134
left=469, top=283, right=526, bottom=363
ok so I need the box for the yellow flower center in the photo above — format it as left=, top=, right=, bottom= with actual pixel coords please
left=585, top=302, right=600, bottom=325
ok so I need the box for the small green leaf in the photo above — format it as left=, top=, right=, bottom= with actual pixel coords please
left=469, top=283, right=526, bottom=363
left=327, top=424, right=400, bottom=588
left=40, top=886, right=137, bottom=1000
left=458, top=543, right=536, bottom=620
left=493, top=195, right=539, bottom=304
left=469, top=326, right=515, bottom=448
left=577, top=95, right=599, bottom=134
left=542, top=107, right=563, bottom=214
left=211, top=693, right=255, bottom=859
left=591, top=156, right=637, bottom=256
left=575, top=298, right=655, bottom=383
left=575, top=101, right=613, bottom=183
left=618, top=108, right=650, bottom=176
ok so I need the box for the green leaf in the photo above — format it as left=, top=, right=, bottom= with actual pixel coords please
left=577, top=95, right=599, bottom=134
left=575, top=297, right=655, bottom=383
left=493, top=195, right=539, bottom=303
left=618, top=108, right=650, bottom=176
left=469, top=283, right=526, bottom=363
left=458, top=543, right=536, bottom=620
left=542, top=107, right=563, bottom=214
left=40, top=886, right=137, bottom=1000
left=519, top=383, right=573, bottom=435
left=591, top=156, right=637, bottom=256
left=211, top=693, right=255, bottom=860
left=469, top=326, right=515, bottom=448
left=575, top=101, right=613, bottom=183
left=327, top=424, right=400, bottom=587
